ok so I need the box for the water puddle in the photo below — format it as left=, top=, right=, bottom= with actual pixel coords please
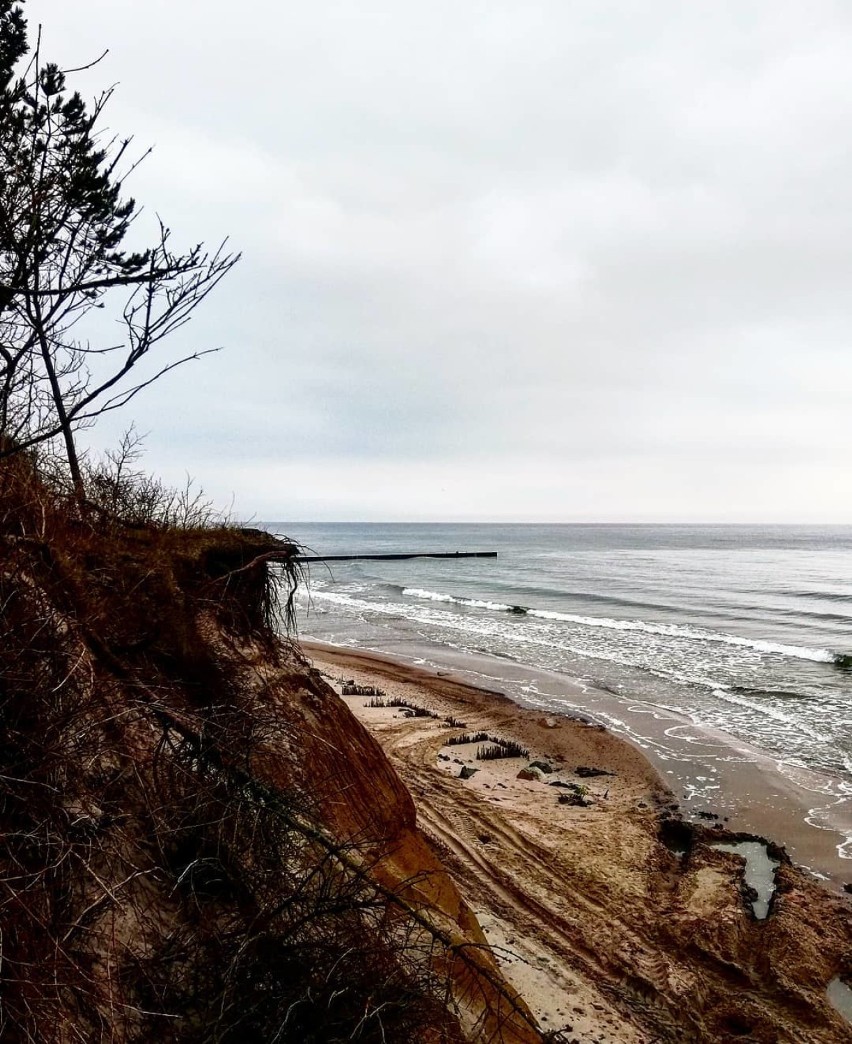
left=712, top=840, right=779, bottom=919
left=827, top=978, right=852, bottom=1025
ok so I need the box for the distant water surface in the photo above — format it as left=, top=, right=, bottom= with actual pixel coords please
left=276, top=523, right=852, bottom=807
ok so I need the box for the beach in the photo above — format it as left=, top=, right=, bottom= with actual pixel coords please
left=289, top=521, right=852, bottom=892
left=303, top=639, right=852, bottom=1042
left=398, top=642, right=852, bottom=891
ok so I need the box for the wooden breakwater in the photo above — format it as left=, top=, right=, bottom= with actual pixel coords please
left=293, top=551, right=497, bottom=563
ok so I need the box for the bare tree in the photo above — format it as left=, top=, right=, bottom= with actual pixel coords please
left=0, top=1, right=239, bottom=497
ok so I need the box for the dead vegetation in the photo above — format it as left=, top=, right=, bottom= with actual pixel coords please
left=0, top=453, right=537, bottom=1042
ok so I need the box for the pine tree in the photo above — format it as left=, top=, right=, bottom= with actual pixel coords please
left=0, top=1, right=238, bottom=497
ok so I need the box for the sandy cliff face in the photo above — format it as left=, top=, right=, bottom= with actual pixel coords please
left=0, top=470, right=539, bottom=1042
left=219, top=638, right=541, bottom=1043
left=3, top=461, right=848, bottom=1043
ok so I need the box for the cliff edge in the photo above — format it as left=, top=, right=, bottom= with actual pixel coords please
left=0, top=456, right=538, bottom=1043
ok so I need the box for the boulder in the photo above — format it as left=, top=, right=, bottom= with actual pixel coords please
left=517, top=766, right=544, bottom=782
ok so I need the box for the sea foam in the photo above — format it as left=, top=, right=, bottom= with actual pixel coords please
left=400, top=587, right=837, bottom=664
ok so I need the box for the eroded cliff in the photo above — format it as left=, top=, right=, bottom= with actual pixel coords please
left=0, top=458, right=538, bottom=1042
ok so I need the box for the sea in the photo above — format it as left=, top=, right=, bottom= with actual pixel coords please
left=275, top=523, right=852, bottom=856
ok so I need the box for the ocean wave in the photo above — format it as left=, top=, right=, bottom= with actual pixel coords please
left=711, top=688, right=828, bottom=743
left=782, top=588, right=852, bottom=604
left=400, top=587, right=840, bottom=664
left=402, top=588, right=517, bottom=612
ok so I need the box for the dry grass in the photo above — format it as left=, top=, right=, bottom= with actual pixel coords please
left=0, top=453, right=536, bottom=1043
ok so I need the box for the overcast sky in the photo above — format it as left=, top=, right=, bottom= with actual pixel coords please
left=22, top=1, right=852, bottom=522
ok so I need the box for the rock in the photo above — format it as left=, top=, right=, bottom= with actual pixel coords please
left=529, top=760, right=554, bottom=774
left=844, top=882, right=852, bottom=894
left=517, top=766, right=544, bottom=782
left=696, top=810, right=719, bottom=821
left=459, top=765, right=478, bottom=780
left=538, top=716, right=561, bottom=729
left=575, top=765, right=613, bottom=778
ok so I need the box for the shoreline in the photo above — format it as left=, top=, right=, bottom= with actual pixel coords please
left=302, top=638, right=852, bottom=1042
left=301, top=638, right=852, bottom=892
left=303, top=640, right=672, bottom=1041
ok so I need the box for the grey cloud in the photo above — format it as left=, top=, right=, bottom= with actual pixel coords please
left=23, top=0, right=852, bottom=520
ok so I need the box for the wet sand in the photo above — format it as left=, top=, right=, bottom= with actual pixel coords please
left=302, top=640, right=852, bottom=1042
left=303, top=639, right=852, bottom=891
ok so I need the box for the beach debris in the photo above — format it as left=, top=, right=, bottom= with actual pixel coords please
left=446, top=731, right=490, bottom=746
left=558, top=791, right=591, bottom=808
left=477, top=739, right=529, bottom=761
left=342, top=681, right=385, bottom=696
left=363, top=695, right=438, bottom=717
left=459, top=765, right=479, bottom=780
left=446, top=732, right=530, bottom=758
left=575, top=765, right=614, bottom=778
left=442, top=715, right=467, bottom=728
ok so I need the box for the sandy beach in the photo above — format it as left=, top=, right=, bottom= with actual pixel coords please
left=303, top=640, right=852, bottom=1043
left=303, top=637, right=852, bottom=891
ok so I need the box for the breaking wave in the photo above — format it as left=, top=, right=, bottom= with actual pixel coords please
left=401, top=587, right=841, bottom=664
